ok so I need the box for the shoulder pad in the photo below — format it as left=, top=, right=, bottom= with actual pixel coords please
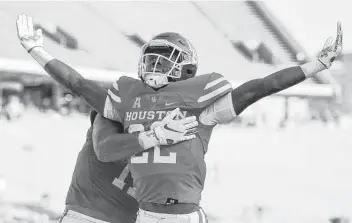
left=107, top=75, right=155, bottom=104
left=117, top=76, right=156, bottom=100
left=117, top=76, right=142, bottom=99
left=108, top=76, right=146, bottom=104
left=171, top=72, right=232, bottom=109
left=105, top=76, right=143, bottom=121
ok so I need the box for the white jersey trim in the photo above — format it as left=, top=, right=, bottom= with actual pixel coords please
left=103, top=97, right=122, bottom=122
left=112, top=81, right=119, bottom=91
left=204, top=77, right=226, bottom=90
left=108, top=89, right=121, bottom=103
left=197, top=83, right=232, bottom=103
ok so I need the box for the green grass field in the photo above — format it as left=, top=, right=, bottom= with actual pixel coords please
left=1, top=111, right=351, bottom=222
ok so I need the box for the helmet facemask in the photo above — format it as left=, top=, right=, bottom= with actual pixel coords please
left=138, top=39, right=195, bottom=88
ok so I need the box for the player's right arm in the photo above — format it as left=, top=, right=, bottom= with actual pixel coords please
left=92, top=108, right=198, bottom=162
left=16, top=14, right=109, bottom=116
left=200, top=22, right=343, bottom=125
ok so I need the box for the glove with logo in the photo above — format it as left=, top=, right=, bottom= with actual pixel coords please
left=138, top=108, right=198, bottom=149
left=300, top=22, right=343, bottom=78
left=318, top=21, right=343, bottom=68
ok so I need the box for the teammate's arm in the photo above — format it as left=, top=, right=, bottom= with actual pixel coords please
left=16, top=14, right=107, bottom=115
left=200, top=22, right=343, bottom=125
left=92, top=115, right=143, bottom=162
left=93, top=108, right=198, bottom=162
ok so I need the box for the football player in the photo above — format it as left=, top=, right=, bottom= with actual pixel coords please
left=16, top=15, right=199, bottom=223
left=17, top=13, right=342, bottom=223
left=60, top=109, right=137, bottom=223
left=60, top=108, right=197, bottom=223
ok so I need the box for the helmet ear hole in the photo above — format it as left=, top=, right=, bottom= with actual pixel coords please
left=180, top=64, right=197, bottom=80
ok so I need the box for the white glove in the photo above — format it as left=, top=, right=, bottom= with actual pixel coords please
left=317, top=21, right=343, bottom=68
left=138, top=108, right=198, bottom=149
left=16, top=14, right=44, bottom=52
left=153, top=109, right=198, bottom=145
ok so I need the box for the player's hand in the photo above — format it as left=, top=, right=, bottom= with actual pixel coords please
left=152, top=108, right=198, bottom=145
left=16, top=14, right=44, bottom=52
left=317, top=21, right=343, bottom=68
left=137, top=108, right=198, bottom=149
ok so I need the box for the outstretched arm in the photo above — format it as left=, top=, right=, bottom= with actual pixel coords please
left=200, top=66, right=309, bottom=125
left=232, top=22, right=342, bottom=116
left=231, top=65, right=308, bottom=115
left=200, top=22, right=343, bottom=125
left=16, top=14, right=107, bottom=115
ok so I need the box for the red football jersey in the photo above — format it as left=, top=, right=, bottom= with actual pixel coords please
left=105, top=73, right=232, bottom=206
left=65, top=112, right=138, bottom=222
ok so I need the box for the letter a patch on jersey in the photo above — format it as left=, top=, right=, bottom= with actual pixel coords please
left=133, top=97, right=141, bottom=108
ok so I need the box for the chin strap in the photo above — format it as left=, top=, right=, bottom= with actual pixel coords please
left=144, top=74, right=169, bottom=88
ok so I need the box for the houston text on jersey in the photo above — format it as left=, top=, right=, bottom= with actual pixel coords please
left=125, top=110, right=188, bottom=122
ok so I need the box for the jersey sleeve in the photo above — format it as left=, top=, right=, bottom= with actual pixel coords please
left=103, top=78, right=124, bottom=122
left=182, top=73, right=233, bottom=109
left=104, top=76, right=144, bottom=123
left=199, top=92, right=237, bottom=126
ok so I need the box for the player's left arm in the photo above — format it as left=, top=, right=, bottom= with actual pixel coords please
left=200, top=22, right=343, bottom=125
left=16, top=14, right=109, bottom=117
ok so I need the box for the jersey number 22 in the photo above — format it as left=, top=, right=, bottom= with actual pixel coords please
left=129, top=124, right=176, bottom=164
